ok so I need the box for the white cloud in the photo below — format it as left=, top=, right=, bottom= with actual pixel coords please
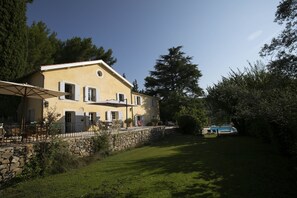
left=247, top=30, right=263, bottom=41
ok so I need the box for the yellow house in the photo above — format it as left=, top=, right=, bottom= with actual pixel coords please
left=24, top=60, right=159, bottom=133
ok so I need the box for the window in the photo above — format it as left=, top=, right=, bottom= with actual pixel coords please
left=136, top=96, right=142, bottom=105
left=84, top=86, right=99, bottom=102
left=117, top=93, right=125, bottom=102
left=106, top=111, right=122, bottom=121
left=59, top=81, right=80, bottom=101
left=97, top=70, right=103, bottom=77
left=89, top=112, right=96, bottom=125
left=111, top=111, right=117, bottom=120
left=88, top=88, right=96, bottom=102
left=65, top=83, right=75, bottom=100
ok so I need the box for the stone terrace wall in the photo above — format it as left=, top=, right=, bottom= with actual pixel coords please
left=0, top=126, right=176, bottom=186
left=111, top=126, right=170, bottom=152
left=0, top=144, right=34, bottom=185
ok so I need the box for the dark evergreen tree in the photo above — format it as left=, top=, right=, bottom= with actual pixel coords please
left=0, top=0, right=30, bottom=81
left=132, top=79, right=139, bottom=92
left=27, top=21, right=61, bottom=73
left=0, top=0, right=32, bottom=120
left=145, top=46, right=203, bottom=121
left=55, top=37, right=117, bottom=66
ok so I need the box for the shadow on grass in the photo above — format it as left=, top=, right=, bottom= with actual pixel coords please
left=101, top=134, right=297, bottom=197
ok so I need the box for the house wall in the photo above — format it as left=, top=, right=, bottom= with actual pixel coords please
left=39, top=63, right=133, bottom=132
left=23, top=73, right=44, bottom=123
left=25, top=61, right=160, bottom=132
left=132, top=92, right=160, bottom=126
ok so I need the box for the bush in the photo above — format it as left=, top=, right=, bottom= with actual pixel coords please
left=20, top=138, right=79, bottom=179
left=124, top=118, right=133, bottom=127
left=177, top=115, right=201, bottom=135
left=92, top=130, right=111, bottom=155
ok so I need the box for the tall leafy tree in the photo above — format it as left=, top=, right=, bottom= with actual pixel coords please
left=259, top=0, right=297, bottom=156
left=27, top=21, right=61, bottom=73
left=145, top=46, right=203, bottom=121
left=260, top=0, right=297, bottom=77
left=0, top=0, right=30, bottom=81
left=55, top=37, right=117, bottom=66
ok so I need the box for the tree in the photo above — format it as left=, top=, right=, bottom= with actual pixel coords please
left=259, top=0, right=297, bottom=155
left=132, top=79, right=139, bottom=92
left=27, top=21, right=61, bottom=74
left=260, top=0, right=297, bottom=77
left=55, top=37, right=117, bottom=66
left=145, top=46, right=203, bottom=121
left=0, top=0, right=32, bottom=120
left=0, top=0, right=29, bottom=81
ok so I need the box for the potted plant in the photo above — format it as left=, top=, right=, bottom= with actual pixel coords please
left=125, top=118, right=133, bottom=127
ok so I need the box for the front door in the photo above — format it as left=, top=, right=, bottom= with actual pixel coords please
left=65, top=111, right=75, bottom=133
left=135, top=115, right=144, bottom=126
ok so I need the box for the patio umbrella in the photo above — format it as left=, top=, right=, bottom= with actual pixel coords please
left=0, top=80, right=68, bottom=133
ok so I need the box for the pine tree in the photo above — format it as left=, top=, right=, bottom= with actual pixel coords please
left=132, top=79, right=139, bottom=92
left=145, top=46, right=203, bottom=120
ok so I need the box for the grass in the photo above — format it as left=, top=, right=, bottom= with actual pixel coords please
left=1, top=134, right=296, bottom=198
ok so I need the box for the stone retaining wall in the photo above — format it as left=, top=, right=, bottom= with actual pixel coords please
left=0, top=126, right=176, bottom=186
left=0, top=144, right=35, bottom=185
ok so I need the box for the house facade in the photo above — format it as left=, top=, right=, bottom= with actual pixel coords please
left=24, top=60, right=159, bottom=133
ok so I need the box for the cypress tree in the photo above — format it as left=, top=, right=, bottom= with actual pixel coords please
left=0, top=0, right=29, bottom=81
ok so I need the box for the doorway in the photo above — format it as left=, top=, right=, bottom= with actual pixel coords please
left=65, top=111, right=75, bottom=133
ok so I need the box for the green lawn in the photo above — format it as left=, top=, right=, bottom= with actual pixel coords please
left=1, top=135, right=296, bottom=198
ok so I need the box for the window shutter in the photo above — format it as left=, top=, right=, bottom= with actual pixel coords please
left=123, top=94, right=126, bottom=103
left=59, top=81, right=65, bottom=100
left=140, top=97, right=143, bottom=105
left=134, top=116, right=137, bottom=126
left=96, top=112, right=100, bottom=123
left=96, top=88, right=100, bottom=102
left=116, top=93, right=119, bottom=101
left=75, top=84, right=80, bottom=101
left=134, top=96, right=137, bottom=105
left=84, top=112, right=89, bottom=127
left=84, top=86, right=89, bottom=102
left=141, top=116, right=145, bottom=125
left=106, top=111, right=111, bottom=121
left=118, top=111, right=123, bottom=120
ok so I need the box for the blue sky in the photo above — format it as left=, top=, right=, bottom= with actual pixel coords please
left=27, top=0, right=282, bottom=91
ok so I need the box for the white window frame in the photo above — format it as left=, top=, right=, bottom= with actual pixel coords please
left=59, top=81, right=80, bottom=101
left=106, top=111, right=122, bottom=121
left=84, top=86, right=99, bottom=102
left=134, top=96, right=142, bottom=105
left=116, top=93, right=125, bottom=103
left=96, top=69, right=104, bottom=78
left=89, top=112, right=96, bottom=125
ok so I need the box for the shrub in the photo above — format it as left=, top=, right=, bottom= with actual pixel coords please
left=92, top=130, right=111, bottom=155
left=177, top=115, right=201, bottom=135
left=124, top=118, right=133, bottom=127
left=20, top=138, right=79, bottom=179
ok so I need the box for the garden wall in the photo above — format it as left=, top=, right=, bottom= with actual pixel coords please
left=0, top=126, right=176, bottom=186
